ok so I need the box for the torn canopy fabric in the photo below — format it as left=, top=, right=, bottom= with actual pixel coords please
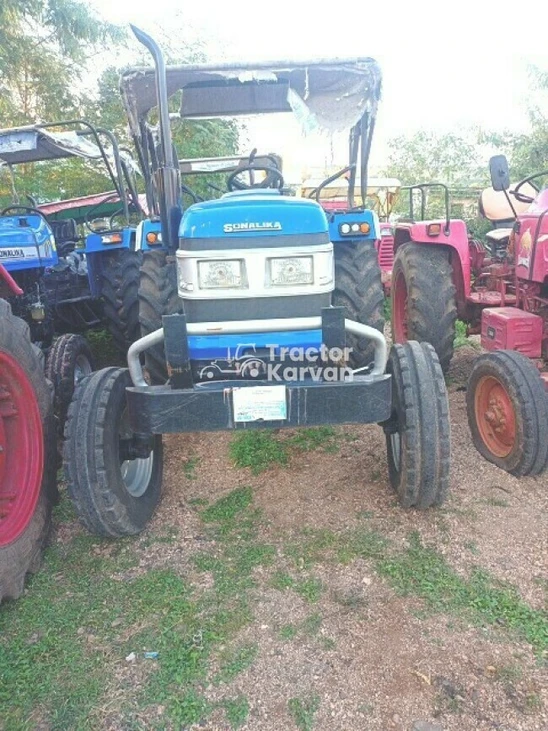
left=0, top=127, right=138, bottom=174
left=120, top=58, right=382, bottom=136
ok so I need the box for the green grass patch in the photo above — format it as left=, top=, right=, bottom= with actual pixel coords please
left=230, top=431, right=289, bottom=473
left=223, top=696, right=250, bottom=728
left=183, top=456, right=199, bottom=480
left=454, top=319, right=468, bottom=349
left=214, top=643, right=258, bottom=684
left=377, top=532, right=548, bottom=656
left=270, top=570, right=295, bottom=591
left=302, top=612, right=323, bottom=637
left=280, top=624, right=298, bottom=640
left=295, top=577, right=323, bottom=604
left=230, top=427, right=342, bottom=474
left=288, top=694, right=321, bottom=731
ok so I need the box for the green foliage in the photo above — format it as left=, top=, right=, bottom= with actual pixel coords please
left=382, top=129, right=490, bottom=189
left=288, top=695, right=321, bottom=731
left=213, top=643, right=258, bottom=684
left=230, top=427, right=342, bottom=474
left=453, top=320, right=468, bottom=349
left=223, top=696, right=250, bottom=728
left=230, top=431, right=289, bottom=473
left=0, top=1, right=122, bottom=123
left=377, top=532, right=548, bottom=656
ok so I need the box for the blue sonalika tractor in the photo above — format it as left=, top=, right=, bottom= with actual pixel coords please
left=0, top=120, right=144, bottom=429
left=63, top=27, right=451, bottom=538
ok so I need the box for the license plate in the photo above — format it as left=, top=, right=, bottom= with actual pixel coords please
left=233, top=385, right=287, bottom=423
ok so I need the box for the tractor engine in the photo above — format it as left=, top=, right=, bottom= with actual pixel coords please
left=176, top=190, right=334, bottom=380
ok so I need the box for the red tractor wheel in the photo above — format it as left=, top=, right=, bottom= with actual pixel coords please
left=391, top=243, right=457, bottom=373
left=467, top=351, right=548, bottom=476
left=0, top=300, right=56, bottom=601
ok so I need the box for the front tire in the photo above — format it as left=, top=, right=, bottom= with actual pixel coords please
left=0, top=299, right=56, bottom=602
left=333, top=241, right=385, bottom=369
left=64, top=367, right=163, bottom=536
left=138, top=251, right=182, bottom=384
left=383, top=341, right=450, bottom=508
left=466, top=351, right=548, bottom=476
left=391, top=243, right=457, bottom=373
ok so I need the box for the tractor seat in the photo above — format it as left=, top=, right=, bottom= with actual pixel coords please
left=479, top=183, right=536, bottom=223
left=485, top=228, right=512, bottom=243
left=49, top=218, right=79, bottom=255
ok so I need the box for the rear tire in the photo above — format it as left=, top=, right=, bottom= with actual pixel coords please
left=138, top=251, right=182, bottom=383
left=100, top=249, right=142, bottom=352
left=45, top=333, right=94, bottom=437
left=466, top=350, right=548, bottom=476
left=383, top=341, right=451, bottom=508
left=0, top=299, right=56, bottom=602
left=64, top=367, right=163, bottom=537
left=391, top=243, right=457, bottom=373
left=333, top=241, right=385, bottom=369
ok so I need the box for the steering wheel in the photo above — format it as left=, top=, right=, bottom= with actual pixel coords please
left=227, top=162, right=284, bottom=191
left=1, top=205, right=49, bottom=222
left=512, top=171, right=548, bottom=204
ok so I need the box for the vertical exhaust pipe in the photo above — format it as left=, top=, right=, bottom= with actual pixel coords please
left=130, top=25, right=181, bottom=251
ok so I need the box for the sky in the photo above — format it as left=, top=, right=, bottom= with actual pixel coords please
left=91, top=0, right=548, bottom=179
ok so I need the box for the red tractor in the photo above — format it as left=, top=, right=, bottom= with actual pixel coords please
left=0, top=265, right=56, bottom=601
left=391, top=159, right=548, bottom=477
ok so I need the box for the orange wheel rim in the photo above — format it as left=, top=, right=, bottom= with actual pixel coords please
left=392, top=271, right=408, bottom=342
left=474, top=375, right=516, bottom=457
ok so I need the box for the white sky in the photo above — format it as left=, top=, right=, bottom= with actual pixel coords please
left=91, top=0, right=548, bottom=179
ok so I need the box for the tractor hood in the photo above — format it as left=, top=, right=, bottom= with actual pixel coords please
left=0, top=215, right=56, bottom=270
left=179, top=190, right=329, bottom=243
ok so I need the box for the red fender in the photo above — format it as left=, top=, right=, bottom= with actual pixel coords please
left=394, top=220, right=470, bottom=310
left=0, top=264, right=23, bottom=298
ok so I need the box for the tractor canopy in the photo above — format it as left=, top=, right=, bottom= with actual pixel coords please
left=120, top=58, right=382, bottom=134
left=0, top=121, right=142, bottom=226
left=120, top=48, right=382, bottom=226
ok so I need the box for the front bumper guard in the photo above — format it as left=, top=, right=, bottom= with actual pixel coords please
left=125, top=310, right=391, bottom=434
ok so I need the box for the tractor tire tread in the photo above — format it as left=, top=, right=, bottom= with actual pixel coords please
left=392, top=242, right=457, bottom=373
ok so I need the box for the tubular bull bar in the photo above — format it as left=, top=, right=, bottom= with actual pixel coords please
left=125, top=308, right=392, bottom=433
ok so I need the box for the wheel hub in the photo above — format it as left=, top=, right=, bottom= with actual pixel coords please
left=474, top=376, right=516, bottom=457
left=0, top=352, right=43, bottom=546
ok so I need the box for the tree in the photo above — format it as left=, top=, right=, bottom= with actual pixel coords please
left=0, top=0, right=123, bottom=124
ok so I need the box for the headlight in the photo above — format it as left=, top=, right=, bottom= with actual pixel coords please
left=101, top=233, right=123, bottom=244
left=197, top=259, right=246, bottom=289
left=268, top=256, right=314, bottom=286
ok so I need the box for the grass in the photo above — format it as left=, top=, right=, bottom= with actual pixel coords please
left=2, top=487, right=546, bottom=728
left=377, top=532, right=548, bottom=657
left=85, top=329, right=122, bottom=368
left=214, top=643, right=258, bottom=684
left=229, top=426, right=342, bottom=474
left=288, top=694, right=321, bottom=731
left=454, top=319, right=468, bottom=349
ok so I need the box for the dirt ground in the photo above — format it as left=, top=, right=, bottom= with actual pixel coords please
left=113, top=344, right=546, bottom=730
left=3, top=343, right=546, bottom=731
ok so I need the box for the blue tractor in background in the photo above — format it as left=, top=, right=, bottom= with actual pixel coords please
left=0, top=120, right=144, bottom=427
left=63, top=27, right=451, bottom=541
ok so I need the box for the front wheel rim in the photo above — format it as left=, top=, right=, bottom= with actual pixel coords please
left=474, top=375, right=516, bottom=458
left=118, top=409, right=154, bottom=498
left=121, top=455, right=154, bottom=497
left=74, top=354, right=92, bottom=385
left=0, top=352, right=43, bottom=546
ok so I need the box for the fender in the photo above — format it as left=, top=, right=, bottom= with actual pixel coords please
left=0, top=263, right=23, bottom=297
left=394, top=219, right=471, bottom=306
